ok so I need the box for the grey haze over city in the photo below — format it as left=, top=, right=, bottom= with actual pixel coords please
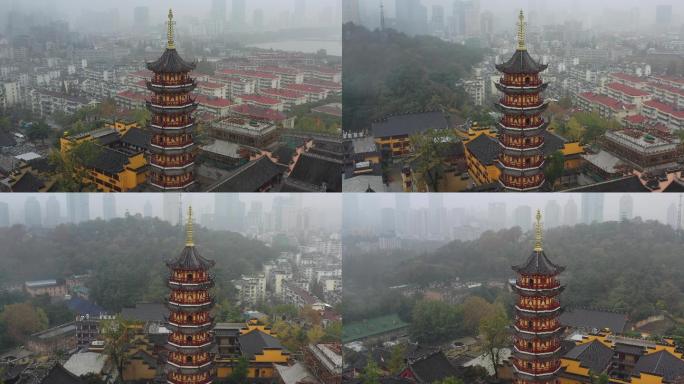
left=0, top=193, right=342, bottom=232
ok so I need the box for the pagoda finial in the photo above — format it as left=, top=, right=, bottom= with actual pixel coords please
left=534, top=209, right=543, bottom=252
left=185, top=205, right=194, bottom=246
left=517, top=9, right=527, bottom=51
left=167, top=8, right=176, bottom=49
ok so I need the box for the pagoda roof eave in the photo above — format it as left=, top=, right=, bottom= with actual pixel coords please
left=496, top=49, right=548, bottom=74
left=147, top=48, right=197, bottom=73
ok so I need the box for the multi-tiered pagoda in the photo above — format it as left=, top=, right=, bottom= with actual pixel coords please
left=147, top=9, right=198, bottom=191
left=165, top=207, right=216, bottom=384
left=495, top=11, right=549, bottom=191
left=511, top=210, right=564, bottom=384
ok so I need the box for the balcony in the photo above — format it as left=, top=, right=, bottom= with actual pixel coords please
left=167, top=352, right=212, bottom=368
left=168, top=334, right=212, bottom=348
left=499, top=157, right=544, bottom=170
left=516, top=300, right=561, bottom=312
left=148, top=79, right=196, bottom=94
left=514, top=320, right=561, bottom=334
left=499, top=136, right=544, bottom=151
left=150, top=178, right=195, bottom=191
left=514, top=342, right=561, bottom=355
left=513, top=361, right=562, bottom=376
left=500, top=77, right=544, bottom=88
left=167, top=372, right=213, bottom=384
left=151, top=136, right=194, bottom=151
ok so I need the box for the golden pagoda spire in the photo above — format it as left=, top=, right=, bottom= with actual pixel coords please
left=167, top=8, right=176, bottom=50
left=517, top=9, right=527, bottom=51
left=185, top=206, right=194, bottom=246
left=534, top=209, right=543, bottom=252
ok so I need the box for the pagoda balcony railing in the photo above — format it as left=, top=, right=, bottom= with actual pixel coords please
left=167, top=373, right=213, bottom=384
left=150, top=97, right=194, bottom=107
left=150, top=179, right=195, bottom=191
left=514, top=321, right=561, bottom=333
left=151, top=158, right=195, bottom=169
left=168, top=293, right=211, bottom=305
left=500, top=119, right=545, bottom=129
left=500, top=136, right=544, bottom=149
left=500, top=178, right=544, bottom=192
left=167, top=353, right=212, bottom=368
left=500, top=77, right=544, bottom=87
left=151, top=136, right=194, bottom=148
left=513, top=361, right=562, bottom=376
left=168, top=314, right=213, bottom=325
left=513, top=343, right=561, bottom=355
left=168, top=273, right=213, bottom=285
left=500, top=157, right=544, bottom=170
left=499, top=99, right=545, bottom=109
left=515, top=301, right=561, bottom=313
left=515, top=280, right=561, bottom=290
left=151, top=119, right=195, bottom=129
left=168, top=334, right=212, bottom=347
left=149, top=79, right=195, bottom=88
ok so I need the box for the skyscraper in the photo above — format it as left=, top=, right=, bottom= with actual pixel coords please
left=395, top=195, right=411, bottom=237
left=656, top=4, right=672, bottom=26
left=563, top=198, right=577, bottom=226
left=0, top=202, right=9, bottom=227
left=232, top=0, right=246, bottom=29
left=25, top=197, right=42, bottom=228
left=343, top=0, right=361, bottom=24
left=513, top=205, right=532, bottom=231
left=544, top=200, right=561, bottom=229
left=163, top=193, right=181, bottom=225
left=395, top=0, right=428, bottom=36
left=211, top=0, right=227, bottom=33
left=488, top=202, right=506, bottom=230
left=216, top=194, right=245, bottom=232
left=428, top=194, right=444, bottom=239
left=342, top=193, right=359, bottom=234
left=581, top=194, right=604, bottom=224
left=45, top=196, right=61, bottom=227
left=67, top=194, right=90, bottom=224
left=294, top=0, right=307, bottom=26
left=431, top=5, right=445, bottom=33
left=619, top=195, right=634, bottom=221
left=253, top=9, right=265, bottom=29
left=133, top=6, right=150, bottom=33
left=102, top=194, right=116, bottom=221
left=143, top=200, right=153, bottom=218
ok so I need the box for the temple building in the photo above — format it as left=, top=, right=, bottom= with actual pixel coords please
left=147, top=9, right=198, bottom=191
left=511, top=210, right=565, bottom=384
left=495, top=11, right=550, bottom=191
left=165, top=207, right=216, bottom=384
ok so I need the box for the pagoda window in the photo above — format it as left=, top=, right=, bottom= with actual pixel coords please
left=186, top=336, right=193, bottom=342
left=187, top=315, right=192, bottom=322
left=187, top=273, right=194, bottom=281
left=525, top=77, right=530, bottom=85
left=526, top=117, right=531, bottom=125
left=527, top=341, right=533, bottom=349
left=186, top=356, right=192, bottom=363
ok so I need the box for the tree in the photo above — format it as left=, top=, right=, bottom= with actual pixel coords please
left=224, top=356, right=249, bottom=384
left=461, top=296, right=495, bottom=334
left=26, top=121, right=51, bottom=144
left=408, top=129, right=458, bottom=192
left=0, top=303, right=48, bottom=344
left=479, top=306, right=509, bottom=379
left=323, top=321, right=342, bottom=342
left=591, top=373, right=609, bottom=384
left=410, top=300, right=463, bottom=344
left=544, top=150, right=565, bottom=190
left=387, top=343, right=406, bottom=375
left=100, top=316, right=130, bottom=380
left=360, top=359, right=381, bottom=384
left=214, top=299, right=242, bottom=323
left=50, top=141, right=102, bottom=192
left=306, top=325, right=325, bottom=344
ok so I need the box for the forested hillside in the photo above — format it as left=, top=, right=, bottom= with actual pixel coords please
left=342, top=23, right=487, bottom=133
left=344, top=220, right=684, bottom=322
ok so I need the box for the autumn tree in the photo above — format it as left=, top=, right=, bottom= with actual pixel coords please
left=101, top=316, right=131, bottom=380
left=0, top=302, right=49, bottom=344
left=479, top=305, right=509, bottom=379
left=544, top=150, right=565, bottom=190
left=387, top=343, right=406, bottom=375
left=49, top=141, right=101, bottom=192
left=360, top=359, right=381, bottom=384
left=408, top=128, right=458, bottom=192
left=461, top=296, right=495, bottom=334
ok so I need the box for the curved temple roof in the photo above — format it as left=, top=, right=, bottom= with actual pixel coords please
left=166, top=207, right=215, bottom=271
left=512, top=210, right=565, bottom=276
left=496, top=50, right=548, bottom=75
left=147, top=9, right=196, bottom=73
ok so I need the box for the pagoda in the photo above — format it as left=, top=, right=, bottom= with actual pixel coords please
left=147, top=9, right=198, bottom=191
left=510, top=210, right=564, bottom=384
left=165, top=207, right=216, bottom=384
left=495, top=11, right=549, bottom=191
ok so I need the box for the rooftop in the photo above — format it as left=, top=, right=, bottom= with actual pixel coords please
left=372, top=111, right=449, bottom=138
left=606, top=82, right=650, bottom=97
left=610, top=72, right=648, bottom=84
left=579, top=92, right=634, bottom=111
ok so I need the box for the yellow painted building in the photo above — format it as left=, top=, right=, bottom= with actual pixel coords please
left=59, top=121, right=150, bottom=192
left=464, top=129, right=584, bottom=187
left=559, top=333, right=684, bottom=384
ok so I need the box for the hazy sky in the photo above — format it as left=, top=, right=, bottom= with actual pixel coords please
left=0, top=0, right=340, bottom=27
left=350, top=193, right=684, bottom=224
left=1, top=193, right=341, bottom=226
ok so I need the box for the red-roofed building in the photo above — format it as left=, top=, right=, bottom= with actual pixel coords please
left=575, top=92, right=637, bottom=120
left=236, top=94, right=284, bottom=112
left=129, top=79, right=149, bottom=93
left=115, top=90, right=147, bottom=110
left=257, top=66, right=305, bottom=85
left=195, top=95, right=233, bottom=117
left=605, top=82, right=652, bottom=109
left=259, top=88, right=307, bottom=110
left=609, top=73, right=648, bottom=89
left=645, top=81, right=684, bottom=109
left=643, top=99, right=684, bottom=131
left=196, top=81, right=227, bottom=98
left=284, top=83, right=329, bottom=102
left=650, top=75, right=684, bottom=90
left=128, top=70, right=153, bottom=81
left=230, top=104, right=295, bottom=129
left=303, top=78, right=342, bottom=96
left=296, top=65, right=342, bottom=83
left=624, top=114, right=649, bottom=129
left=217, top=69, right=280, bottom=90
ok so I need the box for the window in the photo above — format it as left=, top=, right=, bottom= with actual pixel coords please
left=186, top=336, right=193, bottom=342
left=525, top=77, right=531, bottom=85
left=187, top=273, right=193, bottom=281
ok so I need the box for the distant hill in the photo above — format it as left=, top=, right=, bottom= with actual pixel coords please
left=342, top=23, right=487, bottom=133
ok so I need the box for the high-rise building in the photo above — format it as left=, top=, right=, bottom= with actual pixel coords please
left=380, top=208, right=396, bottom=235
left=395, top=195, right=411, bottom=237
left=463, top=0, right=480, bottom=36
left=563, top=198, right=578, bottom=227
left=513, top=205, right=532, bottom=232
left=656, top=4, right=672, bottom=26
left=480, top=11, right=494, bottom=38
left=428, top=194, right=444, bottom=239
left=619, top=195, right=634, bottom=221
left=45, top=196, right=60, bottom=228
left=431, top=5, right=445, bottom=33
left=511, top=210, right=564, bottom=384
left=148, top=10, right=198, bottom=191
left=143, top=200, right=153, bottom=218
left=215, top=194, right=245, bottom=232
left=581, top=194, right=604, bottom=224
left=395, top=0, right=428, bottom=36
left=294, top=0, right=307, bottom=26
left=488, top=202, right=507, bottom=230
left=163, top=194, right=182, bottom=225
left=343, top=0, right=361, bottom=24
left=165, top=207, right=215, bottom=384
left=544, top=200, right=561, bottom=229
left=25, top=197, right=42, bottom=228
left=133, top=6, right=150, bottom=33
left=667, top=202, right=678, bottom=229
left=67, top=194, right=90, bottom=224
left=102, top=194, right=116, bottom=221
left=495, top=11, right=549, bottom=192
left=0, top=202, right=8, bottom=227
left=342, top=193, right=359, bottom=234
left=231, top=0, right=246, bottom=29
left=253, top=9, right=264, bottom=29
